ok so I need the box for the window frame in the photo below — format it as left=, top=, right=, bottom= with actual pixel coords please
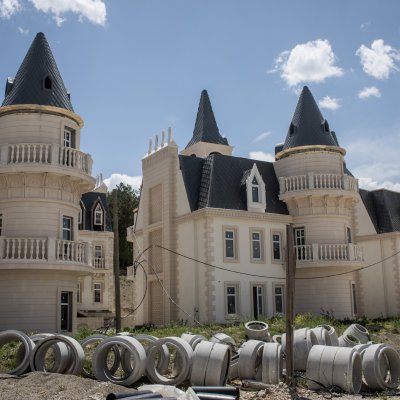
left=224, top=282, right=240, bottom=319
left=94, top=203, right=103, bottom=226
left=346, top=226, right=352, bottom=244
left=251, top=283, right=266, bottom=319
left=94, top=245, right=103, bottom=259
left=246, top=164, right=266, bottom=213
left=273, top=283, right=285, bottom=315
left=250, top=228, right=264, bottom=263
left=93, top=282, right=103, bottom=303
left=223, top=226, right=239, bottom=262
left=271, top=230, right=283, bottom=263
left=77, top=281, right=82, bottom=304
left=62, top=216, right=73, bottom=241
left=251, top=176, right=260, bottom=203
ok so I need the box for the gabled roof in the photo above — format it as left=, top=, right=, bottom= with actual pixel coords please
left=185, top=90, right=229, bottom=148
left=282, top=86, right=338, bottom=151
left=80, top=191, right=112, bottom=232
left=2, top=32, right=74, bottom=111
left=359, top=188, right=400, bottom=233
left=179, top=153, right=288, bottom=215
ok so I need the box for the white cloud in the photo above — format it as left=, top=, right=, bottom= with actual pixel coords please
left=53, top=15, right=66, bottom=27
left=18, top=26, right=29, bottom=34
left=356, top=39, right=400, bottom=79
left=103, top=174, right=142, bottom=192
left=29, top=0, right=106, bottom=25
left=360, top=21, right=371, bottom=31
left=0, top=0, right=21, bottom=18
left=249, top=151, right=275, bottom=162
left=271, top=39, right=343, bottom=87
left=358, top=86, right=381, bottom=99
left=252, top=132, right=271, bottom=143
left=358, top=177, right=400, bottom=192
left=318, top=96, right=341, bottom=110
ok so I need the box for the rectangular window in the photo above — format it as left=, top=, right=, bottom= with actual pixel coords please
left=225, top=283, right=239, bottom=317
left=274, top=284, right=285, bottom=315
left=252, top=284, right=264, bottom=319
left=347, top=227, right=352, bottom=244
left=294, top=227, right=305, bottom=260
left=60, top=291, right=72, bottom=332
left=272, top=232, right=282, bottom=261
left=351, top=282, right=357, bottom=315
left=252, top=177, right=260, bottom=203
left=64, top=128, right=72, bottom=147
left=95, top=245, right=102, bottom=258
left=94, top=204, right=103, bottom=226
left=224, top=228, right=237, bottom=260
left=251, top=230, right=262, bottom=261
left=62, top=216, right=72, bottom=241
left=77, top=282, right=82, bottom=303
left=94, top=283, right=102, bottom=303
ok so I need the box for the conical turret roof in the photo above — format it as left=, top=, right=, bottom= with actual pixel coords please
left=282, top=86, right=338, bottom=151
left=2, top=32, right=74, bottom=111
left=185, top=90, right=229, bottom=148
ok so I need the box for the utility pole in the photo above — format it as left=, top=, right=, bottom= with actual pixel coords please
left=113, top=189, right=121, bottom=332
left=285, top=223, right=296, bottom=389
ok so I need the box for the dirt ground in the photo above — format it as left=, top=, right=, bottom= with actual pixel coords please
left=0, top=372, right=400, bottom=400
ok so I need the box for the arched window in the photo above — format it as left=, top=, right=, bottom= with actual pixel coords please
left=252, top=176, right=260, bottom=203
left=44, top=75, right=52, bottom=90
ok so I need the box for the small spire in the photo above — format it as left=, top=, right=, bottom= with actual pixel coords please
left=2, top=32, right=73, bottom=111
left=185, top=90, right=229, bottom=149
left=282, top=86, right=338, bottom=151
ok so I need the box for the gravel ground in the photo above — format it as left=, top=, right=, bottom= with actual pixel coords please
left=1, top=372, right=400, bottom=400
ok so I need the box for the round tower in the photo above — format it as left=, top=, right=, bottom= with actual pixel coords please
left=0, top=33, right=96, bottom=332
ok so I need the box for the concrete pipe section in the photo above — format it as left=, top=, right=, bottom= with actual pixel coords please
left=146, top=336, right=193, bottom=386
left=310, top=327, right=332, bottom=346
left=30, top=335, right=85, bottom=376
left=361, top=343, right=400, bottom=390
left=209, top=333, right=236, bottom=350
left=190, top=340, right=231, bottom=386
left=244, top=321, right=271, bottom=342
left=282, top=328, right=318, bottom=371
left=238, top=340, right=264, bottom=380
left=338, top=333, right=360, bottom=347
left=316, top=325, right=339, bottom=346
left=0, top=330, right=35, bottom=375
left=92, top=336, right=146, bottom=386
left=306, top=345, right=362, bottom=394
left=343, top=324, right=369, bottom=344
left=181, top=333, right=207, bottom=349
left=261, top=342, right=283, bottom=384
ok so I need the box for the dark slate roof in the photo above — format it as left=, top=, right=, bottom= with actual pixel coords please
left=359, top=189, right=400, bottom=233
left=2, top=32, right=74, bottom=111
left=185, top=90, right=229, bottom=149
left=80, top=191, right=112, bottom=232
left=282, top=86, right=338, bottom=151
left=179, top=153, right=288, bottom=215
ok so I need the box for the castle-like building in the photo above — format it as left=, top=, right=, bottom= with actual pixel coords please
left=128, top=88, right=400, bottom=325
left=0, top=33, right=114, bottom=333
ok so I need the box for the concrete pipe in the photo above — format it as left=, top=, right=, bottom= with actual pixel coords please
left=261, top=342, right=282, bottom=384
left=281, top=328, right=318, bottom=371
left=227, top=352, right=240, bottom=379
left=338, top=333, right=360, bottom=347
left=209, top=333, right=236, bottom=350
left=0, top=330, right=35, bottom=376
left=244, top=321, right=271, bottom=341
left=132, top=335, right=169, bottom=375
left=343, top=324, right=369, bottom=344
left=146, top=336, right=193, bottom=386
left=31, top=335, right=85, bottom=376
left=181, top=333, right=207, bottom=349
left=93, top=336, right=146, bottom=386
left=191, top=340, right=231, bottom=386
left=316, top=325, right=339, bottom=346
left=310, top=327, right=332, bottom=346
left=80, top=334, right=120, bottom=379
left=362, top=343, right=400, bottom=390
left=238, top=340, right=264, bottom=380
left=306, top=345, right=362, bottom=394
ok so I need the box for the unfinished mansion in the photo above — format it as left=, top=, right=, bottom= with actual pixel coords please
left=0, top=33, right=114, bottom=333
left=128, top=87, right=400, bottom=326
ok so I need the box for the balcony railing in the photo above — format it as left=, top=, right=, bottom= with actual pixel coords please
left=0, top=236, right=92, bottom=267
left=280, top=173, right=358, bottom=195
left=295, top=243, right=363, bottom=263
left=3, top=143, right=92, bottom=175
left=94, top=257, right=105, bottom=269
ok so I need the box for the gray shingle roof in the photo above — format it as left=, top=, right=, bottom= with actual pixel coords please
left=282, top=86, right=338, bottom=151
left=179, top=153, right=288, bottom=215
left=359, top=188, right=400, bottom=233
left=2, top=32, right=74, bottom=111
left=185, top=90, right=229, bottom=149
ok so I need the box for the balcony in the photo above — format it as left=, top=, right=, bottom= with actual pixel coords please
left=0, top=237, right=92, bottom=269
left=294, top=243, right=363, bottom=267
left=2, top=143, right=93, bottom=175
left=279, top=173, right=358, bottom=196
left=94, top=257, right=106, bottom=269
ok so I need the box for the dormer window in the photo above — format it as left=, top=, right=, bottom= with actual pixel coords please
left=94, top=203, right=103, bottom=226
left=323, top=120, right=330, bottom=132
left=44, top=75, right=52, bottom=90
left=289, top=122, right=295, bottom=135
left=252, top=177, right=260, bottom=203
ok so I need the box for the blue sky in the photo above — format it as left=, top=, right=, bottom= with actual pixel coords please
left=0, top=0, right=399, bottom=192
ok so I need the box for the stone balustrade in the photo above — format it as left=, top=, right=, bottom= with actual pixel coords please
left=280, top=173, right=358, bottom=195
left=94, top=257, right=106, bottom=269
left=2, top=143, right=92, bottom=175
left=295, top=243, right=363, bottom=263
left=0, top=236, right=92, bottom=267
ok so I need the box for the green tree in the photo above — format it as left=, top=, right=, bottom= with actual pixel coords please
left=107, top=182, right=139, bottom=274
